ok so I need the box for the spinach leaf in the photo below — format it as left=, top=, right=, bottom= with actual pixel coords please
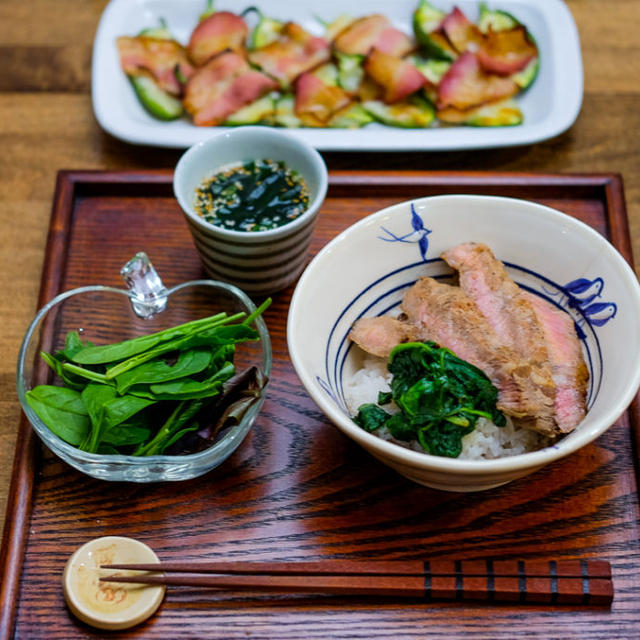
left=157, top=423, right=200, bottom=454
left=102, top=423, right=152, bottom=447
left=114, top=348, right=212, bottom=394
left=384, top=413, right=416, bottom=441
left=81, top=384, right=118, bottom=452
left=353, top=404, right=389, bottom=432
left=26, top=385, right=90, bottom=446
left=58, top=331, right=92, bottom=360
left=418, top=423, right=474, bottom=458
left=134, top=399, right=208, bottom=456
left=148, top=361, right=235, bottom=400
left=104, top=323, right=256, bottom=379
left=353, top=341, right=505, bottom=458
left=70, top=311, right=232, bottom=365
left=41, top=352, right=86, bottom=391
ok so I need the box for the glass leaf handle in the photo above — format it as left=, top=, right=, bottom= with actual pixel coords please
left=121, top=252, right=168, bottom=319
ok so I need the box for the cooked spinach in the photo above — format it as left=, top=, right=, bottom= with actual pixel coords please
left=25, top=301, right=270, bottom=457
left=353, top=341, right=505, bottom=458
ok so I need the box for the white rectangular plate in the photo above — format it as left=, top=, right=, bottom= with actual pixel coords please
left=91, top=0, right=583, bottom=151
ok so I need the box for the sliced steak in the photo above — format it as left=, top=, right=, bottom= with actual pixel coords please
left=524, top=293, right=588, bottom=432
left=442, top=242, right=587, bottom=435
left=401, top=277, right=559, bottom=436
left=349, top=316, right=419, bottom=358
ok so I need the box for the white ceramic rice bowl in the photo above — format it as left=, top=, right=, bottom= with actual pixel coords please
left=287, top=195, right=640, bottom=492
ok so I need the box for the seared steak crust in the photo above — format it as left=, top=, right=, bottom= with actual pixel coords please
left=442, top=242, right=557, bottom=435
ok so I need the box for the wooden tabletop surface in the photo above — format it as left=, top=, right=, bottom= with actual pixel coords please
left=1, top=0, right=638, bottom=540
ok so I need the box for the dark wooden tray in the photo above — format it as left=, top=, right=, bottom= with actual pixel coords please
left=2, top=170, right=639, bottom=639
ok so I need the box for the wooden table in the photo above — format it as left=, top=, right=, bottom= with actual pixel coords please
left=1, top=0, right=638, bottom=604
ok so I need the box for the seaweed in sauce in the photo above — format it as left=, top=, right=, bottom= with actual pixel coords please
left=195, top=159, right=310, bottom=232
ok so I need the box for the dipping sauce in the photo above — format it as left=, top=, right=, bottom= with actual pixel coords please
left=195, top=159, right=310, bottom=232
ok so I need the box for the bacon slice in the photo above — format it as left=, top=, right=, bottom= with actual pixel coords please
left=187, top=11, right=248, bottom=66
left=440, top=7, right=537, bottom=76
left=524, top=293, right=588, bottom=433
left=117, top=36, right=194, bottom=95
left=476, top=26, right=538, bottom=76
left=294, top=72, right=352, bottom=126
left=364, top=49, right=425, bottom=104
left=183, top=51, right=278, bottom=126
left=438, top=51, right=518, bottom=110
left=441, top=6, right=484, bottom=53
left=350, top=317, right=419, bottom=358
left=442, top=242, right=557, bottom=435
left=333, top=15, right=415, bottom=57
left=248, top=22, right=330, bottom=88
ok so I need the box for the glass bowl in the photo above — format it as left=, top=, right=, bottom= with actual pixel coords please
left=16, top=254, right=272, bottom=482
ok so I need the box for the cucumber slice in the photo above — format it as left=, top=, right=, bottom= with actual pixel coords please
left=224, top=94, right=276, bottom=125
left=328, top=103, right=373, bottom=128
left=312, top=63, right=339, bottom=87
left=411, top=56, right=451, bottom=85
left=138, top=19, right=172, bottom=40
left=414, top=0, right=446, bottom=34
left=244, top=7, right=284, bottom=49
left=439, top=98, right=523, bottom=126
left=336, top=52, right=365, bottom=93
left=478, top=3, right=519, bottom=32
left=465, top=99, right=523, bottom=126
left=274, top=94, right=302, bottom=128
left=363, top=97, right=435, bottom=128
left=413, top=0, right=454, bottom=61
left=513, top=55, right=539, bottom=89
left=130, top=75, right=183, bottom=120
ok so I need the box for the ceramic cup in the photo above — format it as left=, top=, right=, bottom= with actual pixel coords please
left=174, top=126, right=328, bottom=296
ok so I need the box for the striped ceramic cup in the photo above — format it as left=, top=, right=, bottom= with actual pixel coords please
left=174, top=126, right=328, bottom=296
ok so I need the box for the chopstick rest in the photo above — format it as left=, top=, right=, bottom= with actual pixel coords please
left=63, top=536, right=165, bottom=630
left=100, top=558, right=613, bottom=606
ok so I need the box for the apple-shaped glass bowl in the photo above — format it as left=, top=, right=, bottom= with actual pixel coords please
left=16, top=253, right=271, bottom=482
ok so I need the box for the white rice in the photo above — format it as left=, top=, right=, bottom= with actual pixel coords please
left=345, top=355, right=548, bottom=460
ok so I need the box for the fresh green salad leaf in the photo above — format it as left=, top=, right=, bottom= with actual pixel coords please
left=353, top=341, right=505, bottom=458
left=26, top=385, right=90, bottom=446
left=26, top=304, right=270, bottom=457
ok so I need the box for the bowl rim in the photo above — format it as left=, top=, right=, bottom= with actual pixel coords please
left=173, top=126, right=329, bottom=241
left=17, top=278, right=272, bottom=468
left=288, top=194, right=640, bottom=475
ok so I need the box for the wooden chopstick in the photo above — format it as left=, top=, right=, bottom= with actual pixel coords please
left=99, top=559, right=613, bottom=605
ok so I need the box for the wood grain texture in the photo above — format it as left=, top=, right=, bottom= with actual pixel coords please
left=1, top=172, right=638, bottom=639
left=0, top=0, right=639, bottom=635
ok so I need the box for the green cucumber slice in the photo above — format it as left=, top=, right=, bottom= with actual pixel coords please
left=478, top=3, right=520, bottom=32
left=513, top=55, right=539, bottom=89
left=328, top=103, right=373, bottom=128
left=411, top=57, right=452, bottom=84
left=224, top=94, right=277, bottom=125
left=336, top=52, right=365, bottom=93
left=273, top=94, right=302, bottom=128
left=413, top=0, right=454, bottom=61
left=363, top=97, right=435, bottom=128
left=244, top=7, right=284, bottom=49
left=130, top=75, right=183, bottom=120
